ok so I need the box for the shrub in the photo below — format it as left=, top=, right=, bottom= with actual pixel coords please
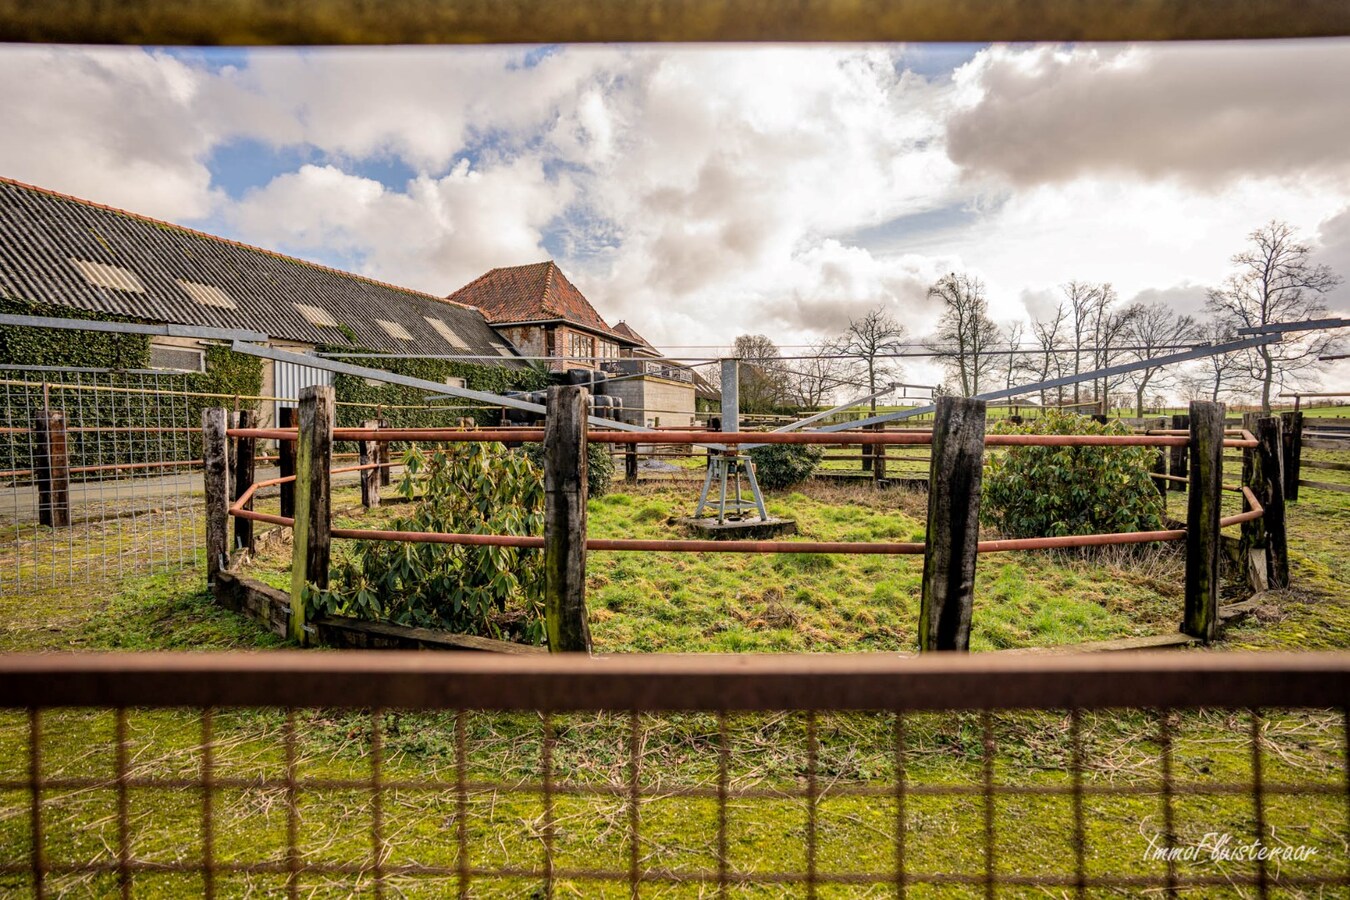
left=981, top=410, right=1164, bottom=539
left=748, top=443, right=823, bottom=490
left=308, top=442, right=546, bottom=642
left=519, top=441, right=614, bottom=497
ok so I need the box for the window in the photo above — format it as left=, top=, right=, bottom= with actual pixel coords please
left=149, top=344, right=205, bottom=373
left=568, top=332, right=595, bottom=360
left=599, top=340, right=620, bottom=361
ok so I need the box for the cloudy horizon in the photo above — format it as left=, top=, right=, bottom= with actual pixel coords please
left=2, top=39, right=1349, bottom=391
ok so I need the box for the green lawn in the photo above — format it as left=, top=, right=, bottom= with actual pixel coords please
left=2, top=468, right=1349, bottom=895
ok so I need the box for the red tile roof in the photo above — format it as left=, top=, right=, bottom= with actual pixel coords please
left=447, top=260, right=635, bottom=342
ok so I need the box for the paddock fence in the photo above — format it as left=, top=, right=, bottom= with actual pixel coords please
left=0, top=651, right=1346, bottom=897
left=217, top=389, right=1276, bottom=652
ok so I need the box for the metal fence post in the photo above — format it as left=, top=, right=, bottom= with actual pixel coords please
left=33, top=410, right=70, bottom=528
left=919, top=396, right=986, bottom=652
left=1280, top=410, right=1302, bottom=503
left=278, top=406, right=296, bottom=518
left=544, top=384, right=592, bottom=653
left=1184, top=400, right=1224, bottom=643
left=232, top=409, right=256, bottom=553
left=202, top=408, right=229, bottom=586
left=360, top=419, right=381, bottom=509
left=1256, top=416, right=1289, bottom=590
left=290, top=385, right=333, bottom=646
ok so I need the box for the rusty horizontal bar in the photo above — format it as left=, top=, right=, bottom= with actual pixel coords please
left=976, top=529, right=1186, bottom=552
left=328, top=527, right=926, bottom=554
left=6, top=0, right=1349, bottom=45
left=68, top=458, right=201, bottom=474
left=1219, top=485, right=1265, bottom=527
left=1, top=651, right=1346, bottom=711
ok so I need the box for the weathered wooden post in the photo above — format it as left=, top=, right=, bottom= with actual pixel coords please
left=290, top=385, right=334, bottom=646
left=1169, top=413, right=1189, bottom=492
left=378, top=416, right=392, bottom=487
left=872, top=423, right=887, bottom=486
left=544, top=385, right=592, bottom=653
left=1256, top=417, right=1289, bottom=590
left=919, top=396, right=986, bottom=652
left=1184, top=401, right=1224, bottom=643
left=231, top=409, right=256, bottom=553
left=278, top=406, right=296, bottom=518
left=1151, top=446, right=1167, bottom=498
left=1280, top=410, right=1303, bottom=503
left=360, top=419, right=381, bottom=509
left=33, top=410, right=71, bottom=528
left=202, top=408, right=229, bottom=586
left=625, top=442, right=638, bottom=484
left=1239, top=412, right=1264, bottom=563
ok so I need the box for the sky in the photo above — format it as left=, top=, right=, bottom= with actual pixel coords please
left=2, top=39, right=1349, bottom=393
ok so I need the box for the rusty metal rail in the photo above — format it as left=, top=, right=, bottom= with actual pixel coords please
left=233, top=425, right=1263, bottom=448
left=226, top=424, right=1261, bottom=554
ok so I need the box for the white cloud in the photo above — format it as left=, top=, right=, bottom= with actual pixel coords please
left=4, top=38, right=1350, bottom=388
left=947, top=40, right=1350, bottom=189
left=229, top=159, right=570, bottom=292
left=0, top=46, right=223, bottom=220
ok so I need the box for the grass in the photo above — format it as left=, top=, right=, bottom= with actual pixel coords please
left=3, top=467, right=1350, bottom=895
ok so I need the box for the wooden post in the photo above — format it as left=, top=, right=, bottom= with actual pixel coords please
left=872, top=423, right=886, bottom=486
left=290, top=385, right=334, bottom=646
left=378, top=417, right=392, bottom=487
left=278, top=406, right=296, bottom=518
left=202, top=407, right=229, bottom=586
left=232, top=409, right=256, bottom=553
left=33, top=410, right=70, bottom=528
left=1239, top=412, right=1264, bottom=560
left=625, top=442, right=638, bottom=484
left=1169, top=414, right=1188, bottom=492
left=360, top=419, right=381, bottom=508
left=919, top=396, right=986, bottom=652
left=543, top=385, right=592, bottom=653
left=1280, top=410, right=1302, bottom=503
left=1256, top=416, right=1290, bottom=590
left=1184, top=401, right=1224, bottom=643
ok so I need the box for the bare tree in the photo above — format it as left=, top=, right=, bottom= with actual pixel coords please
left=928, top=272, right=1001, bottom=397
left=1184, top=316, right=1248, bottom=403
left=730, top=334, right=790, bottom=413
left=789, top=339, right=854, bottom=409
left=1121, top=302, right=1199, bottom=417
left=1207, top=220, right=1343, bottom=412
left=1030, top=303, right=1070, bottom=407
left=835, top=307, right=906, bottom=413
left=1000, top=320, right=1028, bottom=393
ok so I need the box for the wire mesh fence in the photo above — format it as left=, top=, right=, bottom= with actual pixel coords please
left=0, top=652, right=1346, bottom=897
left=0, top=367, right=219, bottom=592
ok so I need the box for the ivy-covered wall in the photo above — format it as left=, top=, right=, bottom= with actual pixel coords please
left=0, top=297, right=264, bottom=474
left=328, top=350, right=550, bottom=429
left=0, top=296, right=151, bottom=369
